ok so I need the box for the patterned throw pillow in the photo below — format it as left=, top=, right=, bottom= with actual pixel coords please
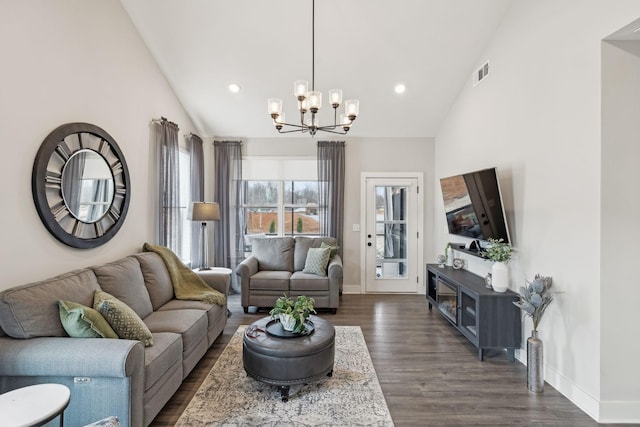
left=94, top=290, right=154, bottom=347
left=58, top=300, right=118, bottom=339
left=303, top=247, right=332, bottom=276
left=320, top=241, right=340, bottom=258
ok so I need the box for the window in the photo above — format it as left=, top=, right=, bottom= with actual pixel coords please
left=243, top=180, right=319, bottom=237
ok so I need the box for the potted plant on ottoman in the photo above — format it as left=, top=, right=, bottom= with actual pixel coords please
left=270, top=294, right=316, bottom=334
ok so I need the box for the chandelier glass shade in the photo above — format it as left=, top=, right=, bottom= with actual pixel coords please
left=267, top=0, right=359, bottom=136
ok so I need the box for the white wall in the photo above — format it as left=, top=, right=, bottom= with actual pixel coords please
left=435, top=0, right=640, bottom=422
left=236, top=137, right=435, bottom=293
left=0, top=1, right=196, bottom=289
left=601, top=40, right=640, bottom=421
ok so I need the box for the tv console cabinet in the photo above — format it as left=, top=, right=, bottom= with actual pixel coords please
left=426, top=264, right=521, bottom=361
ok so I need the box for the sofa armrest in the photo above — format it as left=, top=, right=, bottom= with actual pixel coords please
left=195, top=270, right=231, bottom=295
left=327, top=254, right=343, bottom=307
left=0, top=337, right=144, bottom=378
left=236, top=256, right=259, bottom=308
left=0, top=336, right=145, bottom=427
left=327, top=254, right=343, bottom=279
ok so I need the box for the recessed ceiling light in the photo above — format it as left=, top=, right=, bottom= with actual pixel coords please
left=394, top=83, right=406, bottom=94
left=228, top=82, right=241, bottom=93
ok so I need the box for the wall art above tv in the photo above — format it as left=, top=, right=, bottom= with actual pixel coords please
left=440, top=167, right=510, bottom=244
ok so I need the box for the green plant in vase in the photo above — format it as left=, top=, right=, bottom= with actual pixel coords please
left=270, top=294, right=316, bottom=334
left=482, top=238, right=513, bottom=262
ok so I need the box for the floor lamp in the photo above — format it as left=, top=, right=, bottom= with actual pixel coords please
left=189, top=202, right=220, bottom=270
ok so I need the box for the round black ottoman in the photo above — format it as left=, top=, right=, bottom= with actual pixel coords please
left=243, top=315, right=335, bottom=401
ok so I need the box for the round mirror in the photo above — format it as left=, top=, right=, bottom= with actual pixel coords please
left=61, top=149, right=115, bottom=223
left=32, top=123, right=130, bottom=249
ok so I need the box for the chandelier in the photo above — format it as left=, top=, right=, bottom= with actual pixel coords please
left=267, top=0, right=359, bottom=136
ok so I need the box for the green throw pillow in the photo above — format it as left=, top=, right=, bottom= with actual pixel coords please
left=321, top=241, right=340, bottom=258
left=303, top=247, right=332, bottom=276
left=94, top=290, right=154, bottom=347
left=58, top=300, right=118, bottom=339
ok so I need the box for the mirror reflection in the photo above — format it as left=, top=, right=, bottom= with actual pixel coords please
left=61, top=149, right=114, bottom=223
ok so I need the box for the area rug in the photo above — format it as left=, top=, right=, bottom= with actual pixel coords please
left=176, top=326, right=394, bottom=427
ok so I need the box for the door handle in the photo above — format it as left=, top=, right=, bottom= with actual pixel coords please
left=367, top=242, right=372, bottom=246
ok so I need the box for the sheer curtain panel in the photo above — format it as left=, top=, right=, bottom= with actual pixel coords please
left=155, top=119, right=181, bottom=254
left=317, top=140, right=345, bottom=255
left=213, top=140, right=243, bottom=292
left=187, top=133, right=205, bottom=268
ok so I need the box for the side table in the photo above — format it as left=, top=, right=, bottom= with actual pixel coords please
left=0, top=383, right=70, bottom=426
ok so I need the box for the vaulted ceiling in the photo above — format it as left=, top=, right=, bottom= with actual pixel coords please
left=121, top=0, right=512, bottom=138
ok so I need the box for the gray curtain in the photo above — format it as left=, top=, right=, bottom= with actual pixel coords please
left=155, top=119, right=181, bottom=254
left=213, top=140, right=243, bottom=293
left=317, top=140, right=345, bottom=255
left=187, top=133, right=205, bottom=268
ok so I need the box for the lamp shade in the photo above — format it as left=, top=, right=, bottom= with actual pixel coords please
left=188, top=202, right=220, bottom=221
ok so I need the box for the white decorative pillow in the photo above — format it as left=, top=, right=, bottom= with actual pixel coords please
left=302, top=247, right=332, bottom=276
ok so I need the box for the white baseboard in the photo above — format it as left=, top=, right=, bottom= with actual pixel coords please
left=342, top=284, right=362, bottom=294
left=516, top=349, right=640, bottom=423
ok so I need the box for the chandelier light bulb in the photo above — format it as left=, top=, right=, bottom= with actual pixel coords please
left=267, top=98, right=282, bottom=118
left=294, top=80, right=309, bottom=100
left=308, top=91, right=322, bottom=113
left=299, top=98, right=309, bottom=114
left=340, top=114, right=351, bottom=131
left=345, top=99, right=360, bottom=120
left=329, top=89, right=342, bottom=108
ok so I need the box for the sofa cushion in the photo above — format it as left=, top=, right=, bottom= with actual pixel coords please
left=94, top=291, right=154, bottom=347
left=293, top=237, right=337, bottom=272
left=93, top=256, right=154, bottom=319
left=143, top=332, right=183, bottom=391
left=249, top=271, right=291, bottom=290
left=0, top=269, right=100, bottom=339
left=143, top=309, right=207, bottom=360
left=252, top=237, right=295, bottom=271
left=302, top=247, right=332, bottom=276
left=290, top=271, right=330, bottom=291
left=58, top=299, right=118, bottom=339
left=133, top=252, right=174, bottom=310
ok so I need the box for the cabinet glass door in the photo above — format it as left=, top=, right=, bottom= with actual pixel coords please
left=460, top=291, right=478, bottom=339
left=436, top=279, right=457, bottom=324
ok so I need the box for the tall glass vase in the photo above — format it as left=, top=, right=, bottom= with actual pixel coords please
left=527, top=330, right=544, bottom=393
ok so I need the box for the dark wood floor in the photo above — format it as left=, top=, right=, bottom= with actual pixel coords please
left=151, top=293, right=608, bottom=426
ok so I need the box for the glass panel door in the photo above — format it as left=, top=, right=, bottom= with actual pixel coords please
left=365, top=177, right=419, bottom=293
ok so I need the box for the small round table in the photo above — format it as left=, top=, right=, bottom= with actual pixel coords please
left=243, top=315, right=335, bottom=402
left=0, top=383, right=70, bottom=426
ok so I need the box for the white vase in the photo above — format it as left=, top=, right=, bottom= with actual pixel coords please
left=491, top=261, right=509, bottom=292
left=279, top=313, right=296, bottom=331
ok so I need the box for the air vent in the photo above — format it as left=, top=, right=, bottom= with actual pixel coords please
left=473, top=61, right=490, bottom=87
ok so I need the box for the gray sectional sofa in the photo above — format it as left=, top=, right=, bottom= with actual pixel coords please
left=236, top=236, right=342, bottom=313
left=0, top=251, right=228, bottom=427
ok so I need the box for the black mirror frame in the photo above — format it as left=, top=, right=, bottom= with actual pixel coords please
left=32, top=123, right=131, bottom=249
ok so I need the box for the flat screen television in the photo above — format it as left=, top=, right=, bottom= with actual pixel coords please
left=440, top=167, right=510, bottom=244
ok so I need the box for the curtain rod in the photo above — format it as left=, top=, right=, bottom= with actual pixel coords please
left=151, top=116, right=178, bottom=127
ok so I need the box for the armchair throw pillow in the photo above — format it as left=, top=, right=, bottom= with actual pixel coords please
left=320, top=241, right=340, bottom=258
left=302, top=247, right=332, bottom=276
